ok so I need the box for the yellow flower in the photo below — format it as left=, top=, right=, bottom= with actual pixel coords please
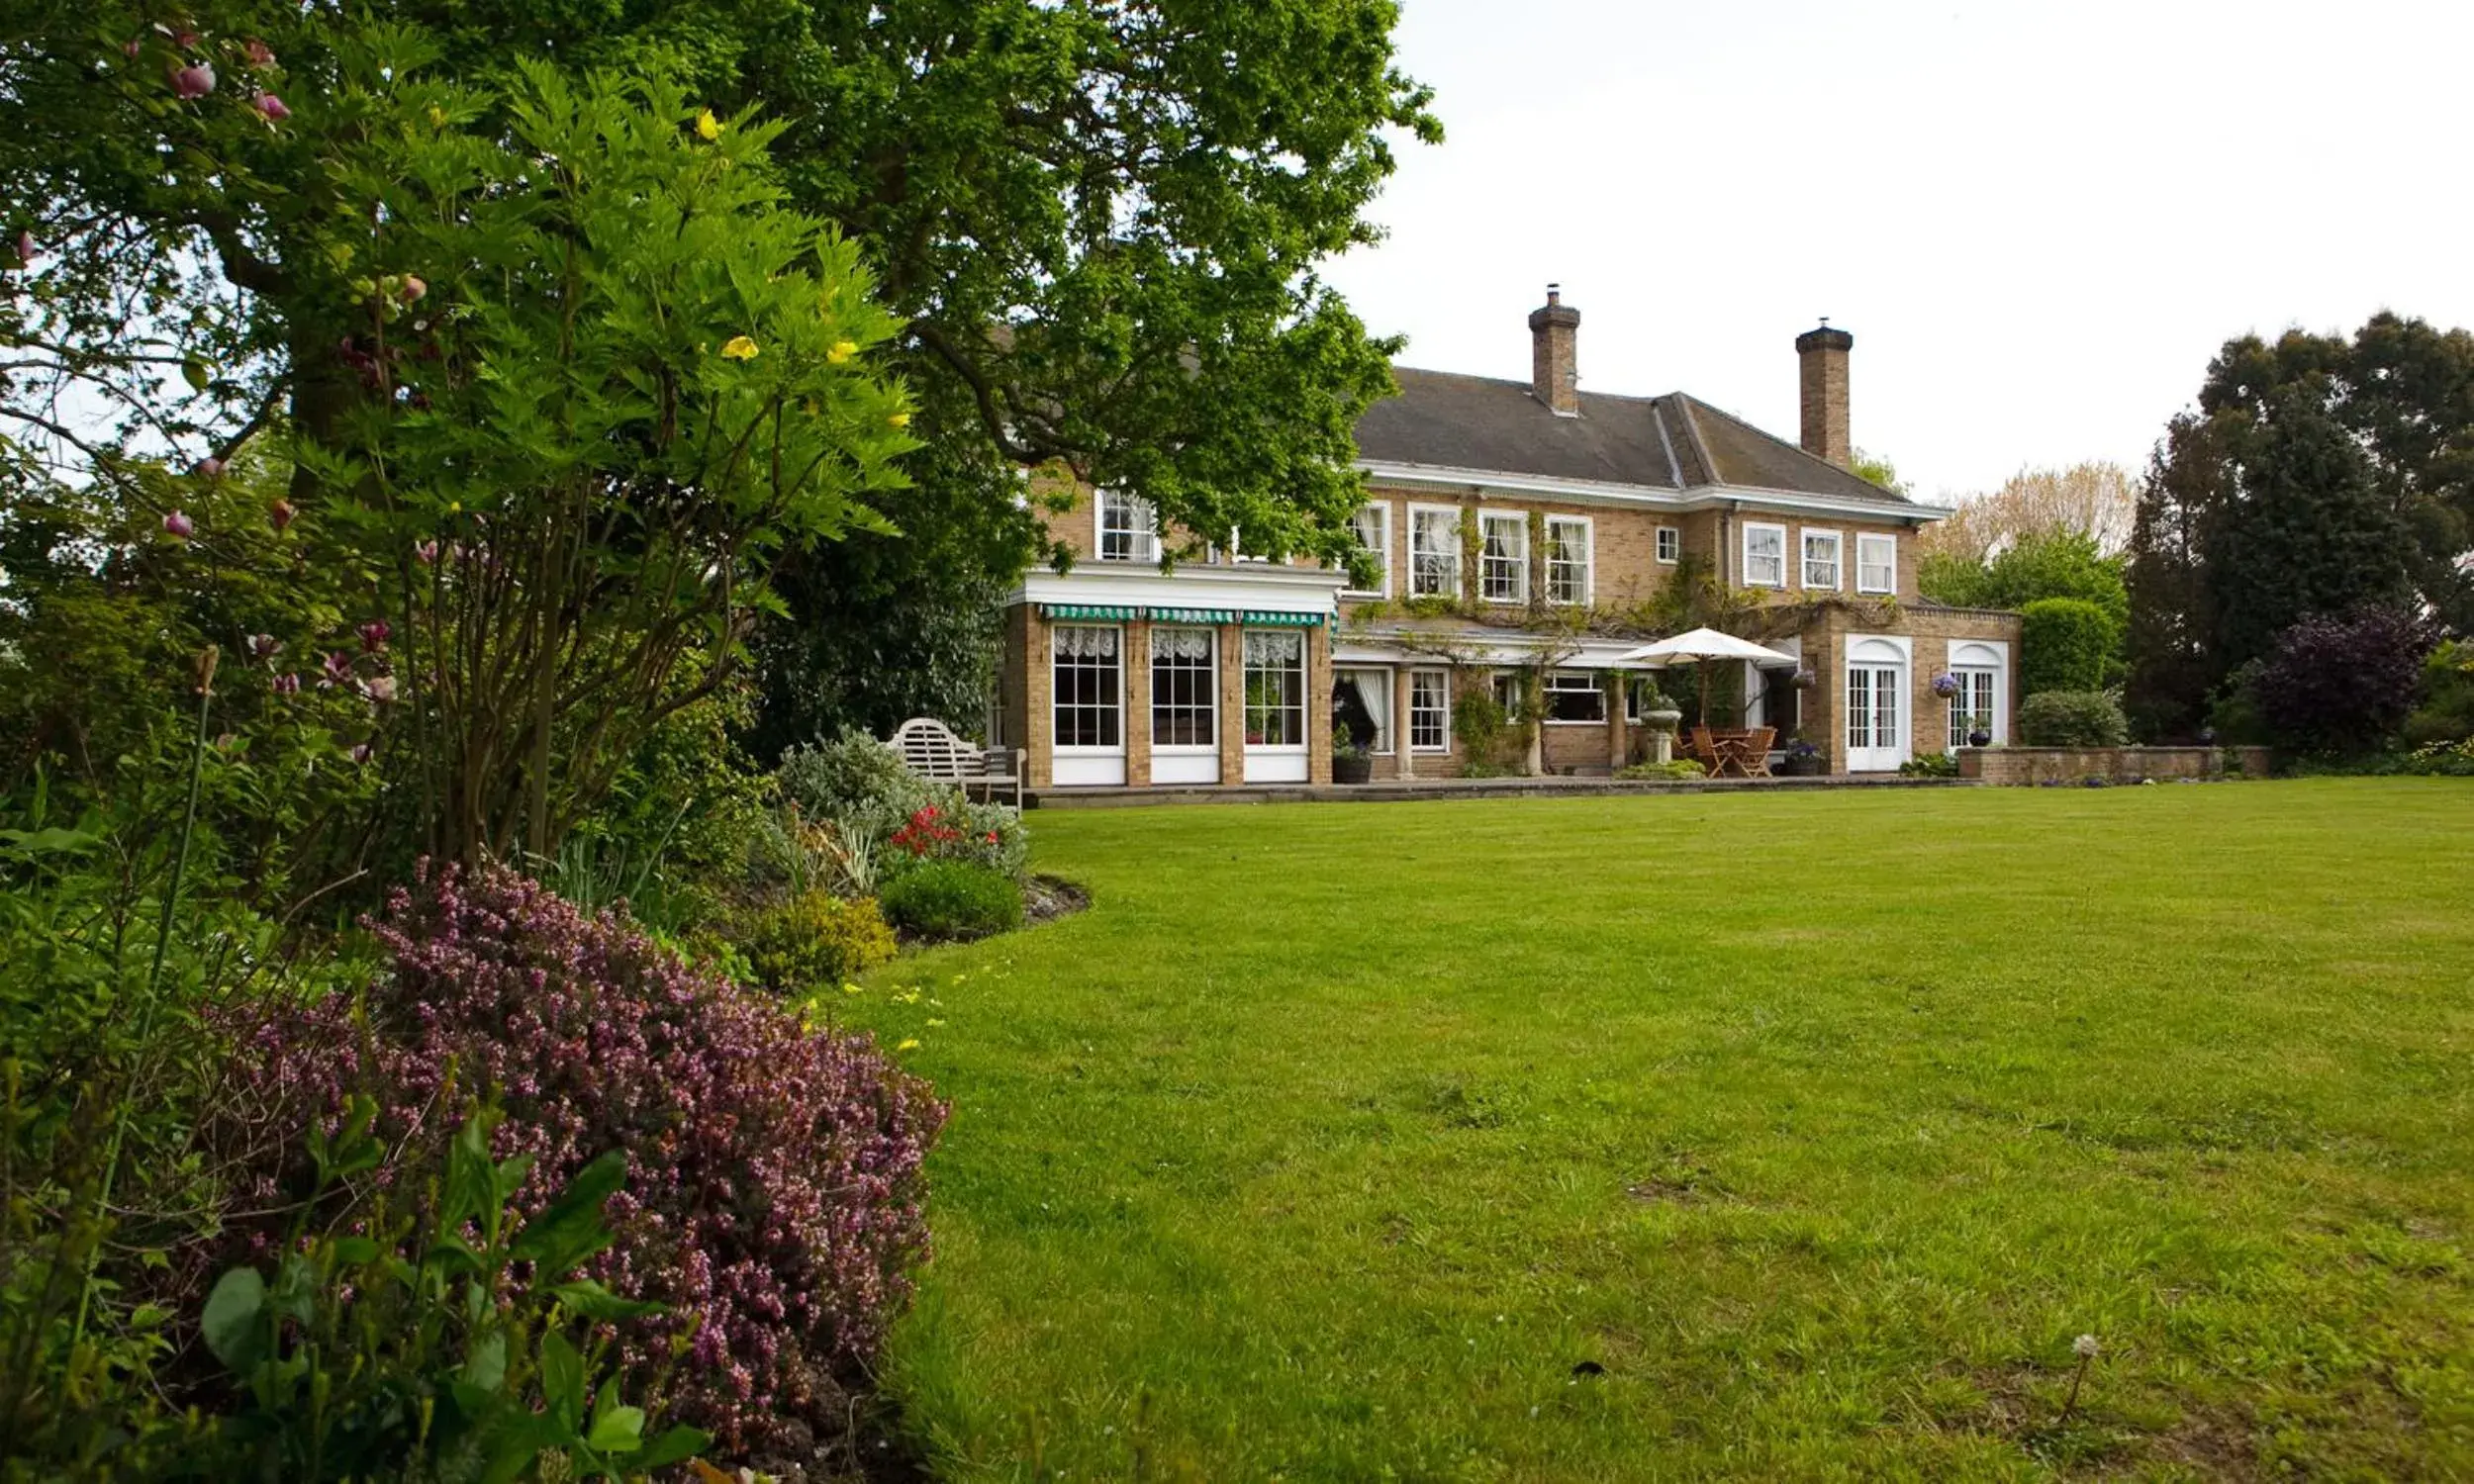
left=720, top=335, right=759, bottom=361
left=826, top=339, right=858, bottom=365
left=888, top=410, right=910, bottom=428
left=428, top=105, right=446, bottom=130
left=841, top=981, right=864, bottom=995
left=696, top=108, right=722, bottom=141
left=896, top=1038, right=920, bottom=1053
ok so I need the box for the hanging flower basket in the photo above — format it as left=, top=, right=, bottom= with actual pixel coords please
left=1930, top=671, right=1961, bottom=697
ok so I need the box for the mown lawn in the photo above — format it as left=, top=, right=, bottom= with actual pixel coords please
left=840, top=780, right=2474, bottom=1480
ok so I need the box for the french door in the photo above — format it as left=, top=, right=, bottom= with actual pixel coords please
left=1845, top=662, right=1907, bottom=772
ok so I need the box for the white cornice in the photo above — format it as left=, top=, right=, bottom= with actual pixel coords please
left=1009, top=560, right=1347, bottom=614
left=1354, top=458, right=1946, bottom=524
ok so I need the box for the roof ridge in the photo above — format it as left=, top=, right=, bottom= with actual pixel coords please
left=1672, top=393, right=1914, bottom=505
left=1391, top=363, right=1667, bottom=408
left=1665, top=393, right=1721, bottom=491
left=1649, top=398, right=1685, bottom=488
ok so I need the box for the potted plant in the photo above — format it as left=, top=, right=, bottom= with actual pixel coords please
left=1332, top=736, right=1374, bottom=785
left=1775, top=737, right=1825, bottom=777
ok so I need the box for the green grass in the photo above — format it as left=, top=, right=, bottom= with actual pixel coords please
left=840, top=781, right=2474, bottom=1480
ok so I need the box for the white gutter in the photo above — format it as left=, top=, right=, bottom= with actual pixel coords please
left=1355, top=458, right=1947, bottom=523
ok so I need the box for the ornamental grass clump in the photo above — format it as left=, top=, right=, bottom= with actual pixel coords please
left=223, top=862, right=946, bottom=1455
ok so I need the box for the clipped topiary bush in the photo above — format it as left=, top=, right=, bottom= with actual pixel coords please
left=2017, top=691, right=2130, bottom=747
left=879, top=859, right=1025, bottom=940
left=220, top=864, right=946, bottom=1458
left=736, top=889, right=898, bottom=994
left=2019, top=597, right=2120, bottom=697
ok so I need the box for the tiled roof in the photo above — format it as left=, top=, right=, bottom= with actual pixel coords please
left=1355, top=367, right=1916, bottom=510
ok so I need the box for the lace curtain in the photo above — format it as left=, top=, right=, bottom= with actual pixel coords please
left=1155, top=627, right=1212, bottom=662
left=1243, top=631, right=1301, bottom=668
left=1054, top=624, right=1119, bottom=660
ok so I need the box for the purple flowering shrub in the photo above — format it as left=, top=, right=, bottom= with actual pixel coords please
left=223, top=862, right=946, bottom=1453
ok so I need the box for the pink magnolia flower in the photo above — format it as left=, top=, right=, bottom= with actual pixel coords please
left=247, top=633, right=282, bottom=660
left=123, top=38, right=143, bottom=58
left=364, top=675, right=399, bottom=704
left=15, top=231, right=34, bottom=264
left=171, top=30, right=201, bottom=49
left=348, top=742, right=373, bottom=765
left=162, top=510, right=194, bottom=539
left=169, top=61, right=215, bottom=99
left=321, top=651, right=354, bottom=688
left=192, top=455, right=225, bottom=479
left=399, top=275, right=427, bottom=304
left=414, top=538, right=440, bottom=566
left=357, top=619, right=390, bottom=653
left=269, top=498, right=297, bottom=531
left=243, top=39, right=275, bottom=68
left=271, top=672, right=301, bottom=695
left=251, top=92, right=290, bottom=122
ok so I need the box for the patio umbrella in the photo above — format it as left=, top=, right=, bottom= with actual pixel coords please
left=1612, top=627, right=1800, bottom=722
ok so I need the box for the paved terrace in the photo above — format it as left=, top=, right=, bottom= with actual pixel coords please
left=1028, top=774, right=1978, bottom=809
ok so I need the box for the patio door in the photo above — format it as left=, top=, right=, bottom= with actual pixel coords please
left=1241, top=630, right=1309, bottom=783
left=1845, top=638, right=1908, bottom=772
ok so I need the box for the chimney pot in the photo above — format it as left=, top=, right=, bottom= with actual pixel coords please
left=1795, top=322, right=1854, bottom=468
left=1529, top=287, right=1580, bottom=417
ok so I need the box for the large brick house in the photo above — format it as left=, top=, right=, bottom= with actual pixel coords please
left=995, top=291, right=2020, bottom=789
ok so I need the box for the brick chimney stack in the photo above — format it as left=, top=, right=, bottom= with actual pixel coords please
left=1529, top=285, right=1580, bottom=417
left=1795, top=322, right=1854, bottom=468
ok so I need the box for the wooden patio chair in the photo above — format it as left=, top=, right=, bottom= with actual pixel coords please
left=1738, top=726, right=1777, bottom=779
left=1688, top=726, right=1719, bottom=772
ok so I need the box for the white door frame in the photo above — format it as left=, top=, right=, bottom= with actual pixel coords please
left=1149, top=625, right=1220, bottom=785
left=1844, top=634, right=1911, bottom=773
left=1051, top=622, right=1128, bottom=787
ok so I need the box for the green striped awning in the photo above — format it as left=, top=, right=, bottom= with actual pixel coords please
left=1243, top=609, right=1327, bottom=628
left=1147, top=606, right=1238, bottom=624
left=1040, top=603, right=1137, bottom=620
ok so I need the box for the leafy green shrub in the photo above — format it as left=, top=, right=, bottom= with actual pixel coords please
left=200, top=1099, right=706, bottom=1480
left=1452, top=685, right=1525, bottom=776
left=879, top=860, right=1025, bottom=940
left=2020, top=598, right=2121, bottom=697
left=2017, top=691, right=2130, bottom=747
left=2402, top=737, right=2474, bottom=776
left=777, top=732, right=1029, bottom=880
left=2403, top=639, right=2474, bottom=746
left=735, top=889, right=898, bottom=994
left=1616, top=758, right=1707, bottom=781
left=1898, top=752, right=1960, bottom=778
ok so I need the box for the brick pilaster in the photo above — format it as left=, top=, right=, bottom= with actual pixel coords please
left=1123, top=618, right=1153, bottom=788
left=1217, top=622, right=1247, bottom=786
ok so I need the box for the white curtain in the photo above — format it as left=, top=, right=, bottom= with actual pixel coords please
left=1054, top=624, right=1119, bottom=659
left=1243, top=630, right=1301, bottom=667
left=1155, top=627, right=1211, bottom=661
left=1338, top=668, right=1391, bottom=752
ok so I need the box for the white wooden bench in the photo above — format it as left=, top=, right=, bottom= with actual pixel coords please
left=887, top=717, right=1023, bottom=804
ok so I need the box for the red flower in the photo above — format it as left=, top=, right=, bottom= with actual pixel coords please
left=986, top=830, right=999, bottom=843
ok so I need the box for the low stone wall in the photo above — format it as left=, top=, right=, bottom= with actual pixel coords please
left=1957, top=745, right=2271, bottom=785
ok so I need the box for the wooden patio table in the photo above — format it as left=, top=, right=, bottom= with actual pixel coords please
left=1705, top=727, right=1775, bottom=779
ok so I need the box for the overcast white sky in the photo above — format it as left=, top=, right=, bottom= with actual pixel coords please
left=1319, top=0, right=2474, bottom=504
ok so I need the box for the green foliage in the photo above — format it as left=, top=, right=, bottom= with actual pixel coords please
left=779, top=729, right=938, bottom=834
left=1849, top=449, right=1910, bottom=497
left=735, top=890, right=898, bottom=995
left=2404, top=640, right=2474, bottom=746
left=2019, top=598, right=2121, bottom=697
left=2129, top=314, right=2472, bottom=735
left=1918, top=528, right=2129, bottom=628
left=201, top=1099, right=706, bottom=1481
left=1449, top=685, right=1521, bottom=777
left=1898, top=752, right=1960, bottom=779
left=1615, top=759, right=1707, bottom=781
left=878, top=861, right=1024, bottom=941
left=2017, top=692, right=2131, bottom=748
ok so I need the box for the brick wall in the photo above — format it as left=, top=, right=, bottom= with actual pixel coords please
left=1959, top=746, right=2248, bottom=786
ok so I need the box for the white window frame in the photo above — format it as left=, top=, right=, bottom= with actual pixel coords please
left=1856, top=532, right=1898, bottom=595
left=1656, top=526, right=1680, bottom=564
left=1801, top=528, right=1842, bottom=591
left=1540, top=669, right=1607, bottom=726
left=1240, top=629, right=1307, bottom=751
left=1407, top=504, right=1462, bottom=600
left=1545, top=514, right=1593, bottom=605
left=1742, top=521, right=1787, bottom=589
left=1149, top=626, right=1217, bottom=753
left=1945, top=639, right=2009, bottom=751
left=1096, top=491, right=1159, bottom=564
left=1409, top=668, right=1451, bottom=753
left=1478, top=510, right=1529, bottom=604
left=1341, top=503, right=1390, bottom=599
left=1051, top=624, right=1126, bottom=785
